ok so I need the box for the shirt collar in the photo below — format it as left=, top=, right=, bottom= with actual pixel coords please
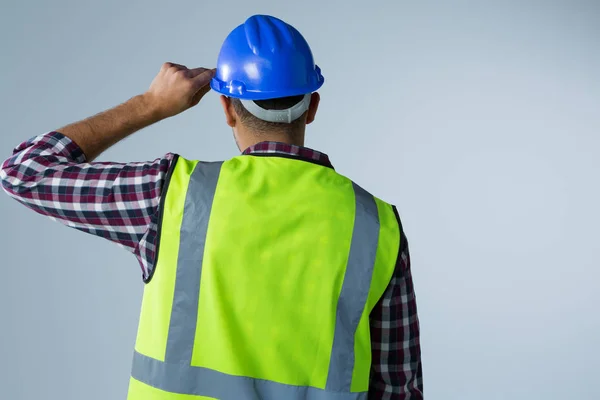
left=242, top=141, right=333, bottom=168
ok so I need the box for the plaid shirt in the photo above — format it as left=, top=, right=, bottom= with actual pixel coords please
left=0, top=132, right=423, bottom=399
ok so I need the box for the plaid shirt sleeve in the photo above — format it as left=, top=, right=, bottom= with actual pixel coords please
left=0, top=131, right=175, bottom=278
left=369, top=228, right=423, bottom=399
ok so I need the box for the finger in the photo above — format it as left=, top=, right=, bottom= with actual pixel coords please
left=191, top=68, right=216, bottom=89
left=163, top=62, right=187, bottom=71
left=187, top=67, right=212, bottom=78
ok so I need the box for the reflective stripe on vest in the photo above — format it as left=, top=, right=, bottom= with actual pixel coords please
left=128, top=156, right=400, bottom=400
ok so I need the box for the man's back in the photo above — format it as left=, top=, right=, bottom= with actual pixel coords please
left=130, top=154, right=401, bottom=399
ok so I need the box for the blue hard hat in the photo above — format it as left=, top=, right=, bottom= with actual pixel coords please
left=210, top=15, right=324, bottom=101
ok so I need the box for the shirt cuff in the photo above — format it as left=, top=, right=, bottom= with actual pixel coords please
left=23, top=131, right=87, bottom=163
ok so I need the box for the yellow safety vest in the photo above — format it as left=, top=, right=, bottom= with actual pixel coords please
left=127, top=154, right=400, bottom=400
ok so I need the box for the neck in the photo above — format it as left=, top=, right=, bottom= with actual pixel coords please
left=236, top=130, right=306, bottom=152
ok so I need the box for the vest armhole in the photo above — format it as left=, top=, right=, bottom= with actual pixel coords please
left=391, top=205, right=405, bottom=271
left=144, top=154, right=180, bottom=284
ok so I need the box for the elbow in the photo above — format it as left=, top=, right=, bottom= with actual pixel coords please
left=0, top=158, right=15, bottom=195
left=1, top=132, right=64, bottom=198
left=0, top=155, right=25, bottom=198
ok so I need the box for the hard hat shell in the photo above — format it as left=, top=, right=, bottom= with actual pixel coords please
left=210, top=15, right=324, bottom=100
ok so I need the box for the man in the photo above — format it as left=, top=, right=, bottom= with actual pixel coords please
left=1, top=15, right=422, bottom=400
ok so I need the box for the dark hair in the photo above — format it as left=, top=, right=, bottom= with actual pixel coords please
left=230, top=95, right=307, bottom=136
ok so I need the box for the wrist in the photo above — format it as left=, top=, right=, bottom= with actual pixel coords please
left=139, top=92, right=168, bottom=122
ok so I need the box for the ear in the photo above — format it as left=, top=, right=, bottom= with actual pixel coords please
left=220, top=95, right=236, bottom=128
left=306, top=92, right=320, bottom=125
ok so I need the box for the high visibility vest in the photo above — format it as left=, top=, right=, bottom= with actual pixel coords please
left=127, top=154, right=401, bottom=400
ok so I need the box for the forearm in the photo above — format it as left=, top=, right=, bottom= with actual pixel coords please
left=55, top=63, right=214, bottom=162
left=57, top=93, right=161, bottom=161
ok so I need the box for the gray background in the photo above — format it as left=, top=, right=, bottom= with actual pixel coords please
left=1, top=0, right=599, bottom=399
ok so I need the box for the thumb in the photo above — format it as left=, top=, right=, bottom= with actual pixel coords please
left=190, top=84, right=212, bottom=107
